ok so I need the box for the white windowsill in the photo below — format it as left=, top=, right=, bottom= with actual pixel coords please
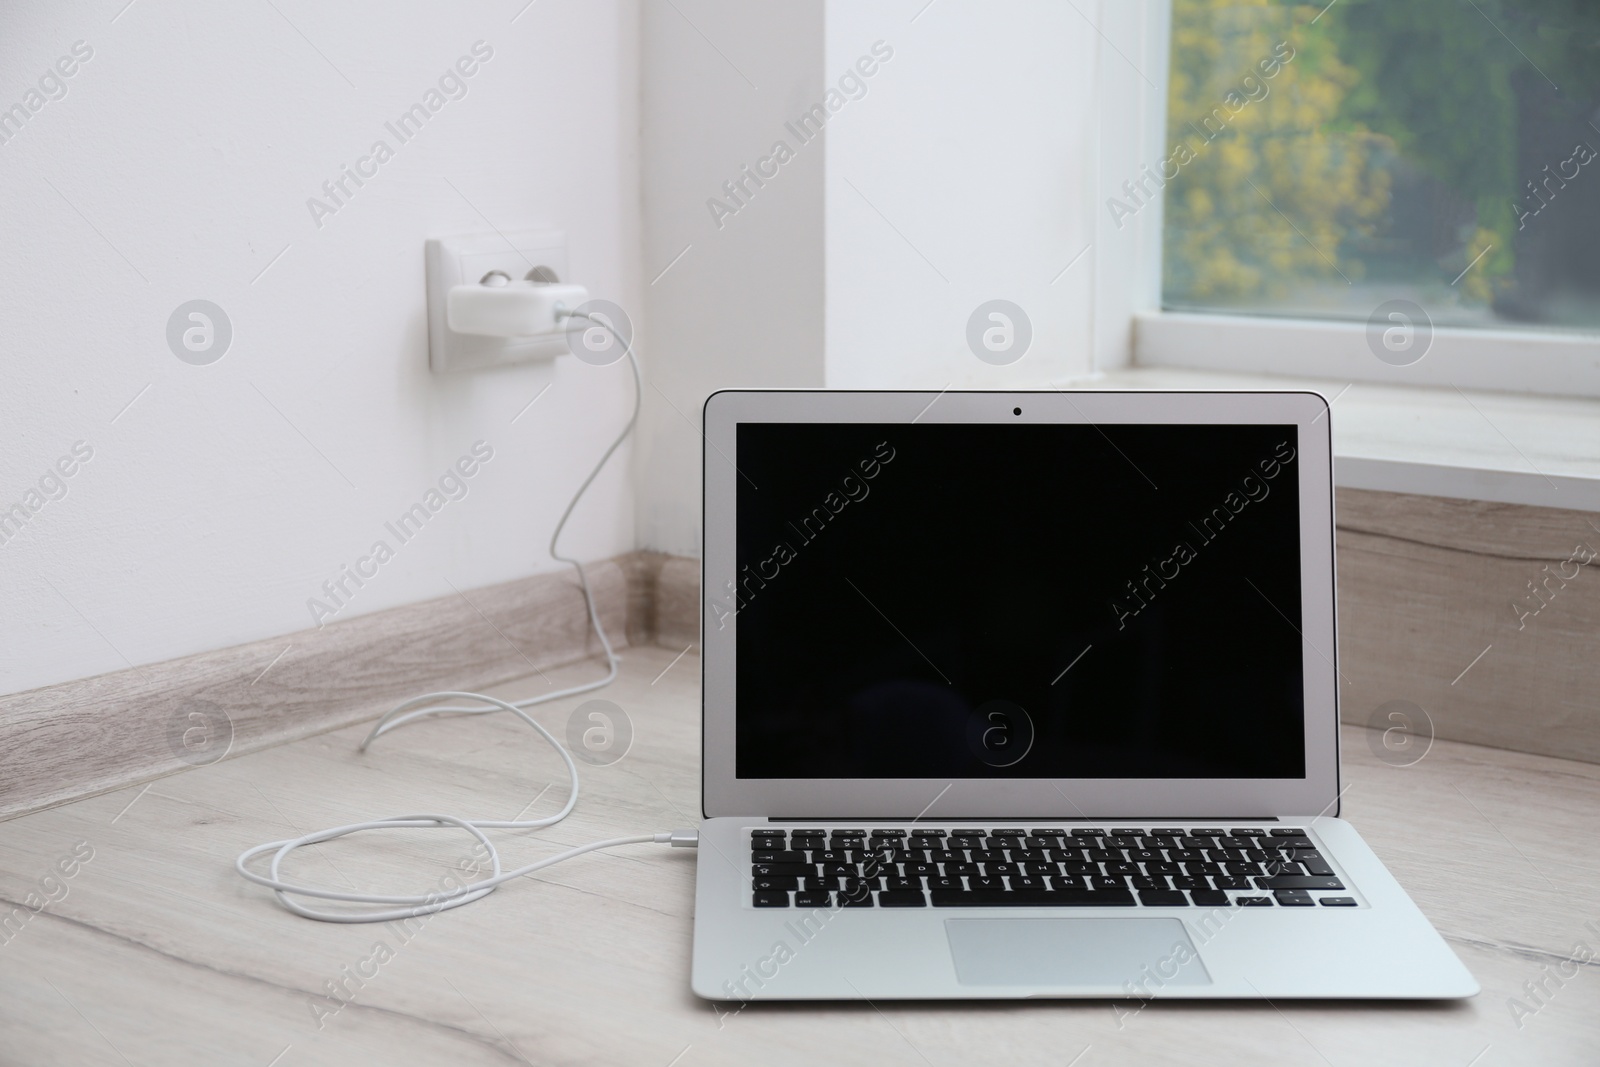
left=1134, top=310, right=1600, bottom=400
left=1063, top=366, right=1600, bottom=514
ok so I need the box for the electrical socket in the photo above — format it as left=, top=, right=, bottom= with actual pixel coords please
left=425, top=230, right=569, bottom=372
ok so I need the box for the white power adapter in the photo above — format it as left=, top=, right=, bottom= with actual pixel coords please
left=447, top=273, right=589, bottom=338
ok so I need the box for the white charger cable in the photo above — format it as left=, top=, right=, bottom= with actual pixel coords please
left=235, top=311, right=697, bottom=924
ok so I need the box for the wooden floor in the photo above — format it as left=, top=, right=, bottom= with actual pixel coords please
left=1, top=645, right=1597, bottom=1066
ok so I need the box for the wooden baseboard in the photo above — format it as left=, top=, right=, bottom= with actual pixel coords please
left=1335, top=488, right=1600, bottom=764
left=655, top=555, right=701, bottom=650
left=0, top=557, right=649, bottom=821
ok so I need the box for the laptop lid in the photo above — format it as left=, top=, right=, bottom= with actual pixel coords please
left=700, top=390, right=1339, bottom=820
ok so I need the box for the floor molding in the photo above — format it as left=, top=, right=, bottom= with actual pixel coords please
left=0, top=557, right=653, bottom=821
left=1335, top=488, right=1600, bottom=765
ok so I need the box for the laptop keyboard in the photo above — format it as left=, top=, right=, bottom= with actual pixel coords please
left=749, top=827, right=1356, bottom=909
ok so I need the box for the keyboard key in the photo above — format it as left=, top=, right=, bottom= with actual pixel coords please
left=1255, top=876, right=1345, bottom=891
left=1270, top=828, right=1307, bottom=836
left=1138, top=890, right=1189, bottom=907
left=1189, top=828, right=1225, bottom=836
left=1067, top=889, right=1136, bottom=906
left=1189, top=890, right=1231, bottom=907
left=1089, top=875, right=1127, bottom=890
left=751, top=829, right=786, bottom=839
left=1070, top=829, right=1106, bottom=837
left=886, top=877, right=920, bottom=891
left=752, top=876, right=798, bottom=892
left=877, top=891, right=926, bottom=907
left=1214, top=876, right=1253, bottom=890
left=970, top=876, right=1004, bottom=891
left=1274, top=889, right=1315, bottom=906
left=1320, top=897, right=1358, bottom=907
left=1230, top=828, right=1266, bottom=836
left=840, top=891, right=875, bottom=907
left=750, top=850, right=808, bottom=864
left=929, top=889, right=1137, bottom=907
left=928, top=876, right=962, bottom=890
left=1110, top=828, right=1147, bottom=837
left=1301, top=858, right=1336, bottom=877
left=929, top=890, right=1036, bottom=906
left=1010, top=876, right=1045, bottom=890
left=794, top=890, right=832, bottom=907
left=1171, top=876, right=1210, bottom=890
left=752, top=863, right=812, bottom=878
left=1129, top=876, right=1163, bottom=890
left=1236, top=895, right=1273, bottom=906
left=752, top=891, right=790, bottom=907
left=872, top=829, right=908, bottom=837
left=1106, top=862, right=1141, bottom=876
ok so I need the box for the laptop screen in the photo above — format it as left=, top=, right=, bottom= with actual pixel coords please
left=730, top=421, right=1305, bottom=780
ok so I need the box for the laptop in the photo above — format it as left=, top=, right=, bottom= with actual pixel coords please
left=689, top=389, right=1478, bottom=1000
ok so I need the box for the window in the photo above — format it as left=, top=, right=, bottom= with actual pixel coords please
left=1158, top=0, right=1600, bottom=335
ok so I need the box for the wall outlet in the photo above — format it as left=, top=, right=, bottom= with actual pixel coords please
left=426, top=230, right=569, bottom=372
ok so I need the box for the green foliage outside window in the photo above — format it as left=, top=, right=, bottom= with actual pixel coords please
left=1162, top=0, right=1600, bottom=327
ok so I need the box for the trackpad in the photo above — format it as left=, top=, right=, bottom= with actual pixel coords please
left=945, top=918, right=1211, bottom=988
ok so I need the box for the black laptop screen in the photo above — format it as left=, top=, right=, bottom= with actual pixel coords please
left=730, top=421, right=1306, bottom=780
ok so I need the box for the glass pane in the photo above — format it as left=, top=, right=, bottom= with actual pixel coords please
left=1160, top=0, right=1600, bottom=332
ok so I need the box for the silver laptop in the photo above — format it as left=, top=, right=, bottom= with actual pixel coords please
left=690, top=389, right=1477, bottom=1000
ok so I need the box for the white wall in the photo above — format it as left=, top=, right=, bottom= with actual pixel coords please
left=634, top=0, right=1122, bottom=556
left=637, top=0, right=826, bottom=558
left=823, top=0, right=1099, bottom=389
left=0, top=0, right=641, bottom=696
